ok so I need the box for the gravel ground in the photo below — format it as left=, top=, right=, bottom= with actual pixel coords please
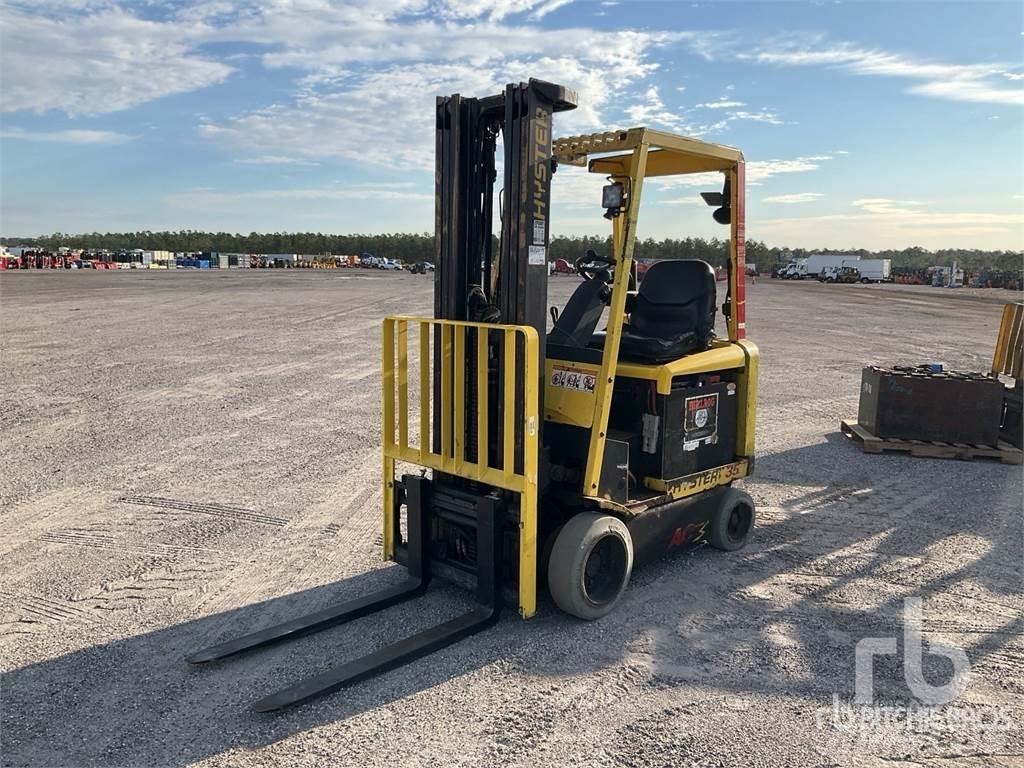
left=1, top=271, right=1021, bottom=768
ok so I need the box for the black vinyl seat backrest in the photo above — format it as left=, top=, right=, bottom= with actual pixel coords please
left=631, top=259, right=716, bottom=342
left=589, top=259, right=717, bottom=363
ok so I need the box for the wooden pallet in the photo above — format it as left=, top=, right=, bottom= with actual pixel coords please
left=840, top=420, right=1023, bottom=465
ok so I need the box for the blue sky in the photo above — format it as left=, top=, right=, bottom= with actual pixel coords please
left=1, top=0, right=1022, bottom=249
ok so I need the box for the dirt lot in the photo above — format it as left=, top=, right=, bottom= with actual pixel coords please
left=1, top=271, right=1021, bottom=768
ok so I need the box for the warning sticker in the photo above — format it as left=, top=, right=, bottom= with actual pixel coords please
left=683, top=392, right=719, bottom=444
left=533, top=220, right=546, bottom=245
left=528, top=245, right=546, bottom=266
left=550, top=366, right=596, bottom=393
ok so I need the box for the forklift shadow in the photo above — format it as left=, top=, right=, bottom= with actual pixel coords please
left=1, top=567, right=504, bottom=767
left=4, top=435, right=1020, bottom=765
left=542, top=429, right=1023, bottom=705
left=751, top=428, right=1021, bottom=600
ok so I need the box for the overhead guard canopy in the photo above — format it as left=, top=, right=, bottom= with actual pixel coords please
left=553, top=127, right=742, bottom=177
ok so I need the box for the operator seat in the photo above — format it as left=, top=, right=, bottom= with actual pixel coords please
left=591, top=259, right=716, bottom=364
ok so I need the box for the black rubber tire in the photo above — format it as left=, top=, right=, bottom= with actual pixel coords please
left=709, top=488, right=756, bottom=551
left=538, top=523, right=564, bottom=586
left=548, top=512, right=633, bottom=620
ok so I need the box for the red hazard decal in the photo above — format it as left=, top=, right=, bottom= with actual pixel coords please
left=669, top=522, right=708, bottom=548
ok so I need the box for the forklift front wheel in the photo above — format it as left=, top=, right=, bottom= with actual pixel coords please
left=548, top=513, right=633, bottom=620
left=709, top=488, right=756, bottom=551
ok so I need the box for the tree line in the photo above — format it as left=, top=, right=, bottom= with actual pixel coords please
left=3, top=231, right=1021, bottom=271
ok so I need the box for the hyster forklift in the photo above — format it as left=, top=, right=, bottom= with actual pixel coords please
left=188, top=79, right=759, bottom=711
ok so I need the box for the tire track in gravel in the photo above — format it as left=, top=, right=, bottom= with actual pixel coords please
left=293, top=296, right=394, bottom=326
left=39, top=529, right=230, bottom=559
left=0, top=591, right=105, bottom=630
left=115, top=496, right=287, bottom=527
left=0, top=488, right=129, bottom=552
left=186, top=444, right=383, bottom=627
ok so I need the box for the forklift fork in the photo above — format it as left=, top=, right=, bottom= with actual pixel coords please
left=186, top=477, right=503, bottom=711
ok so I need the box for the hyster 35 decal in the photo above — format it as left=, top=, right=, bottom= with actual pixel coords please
left=665, top=461, right=745, bottom=500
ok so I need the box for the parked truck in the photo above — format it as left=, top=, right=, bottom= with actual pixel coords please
left=778, top=254, right=859, bottom=280
left=847, top=258, right=890, bottom=283
left=820, top=259, right=891, bottom=283
left=819, top=265, right=862, bottom=283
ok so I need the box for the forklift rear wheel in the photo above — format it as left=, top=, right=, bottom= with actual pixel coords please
left=709, top=488, right=756, bottom=551
left=548, top=513, right=633, bottom=620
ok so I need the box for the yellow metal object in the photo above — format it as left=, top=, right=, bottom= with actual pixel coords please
left=992, top=302, right=1023, bottom=379
left=581, top=142, right=649, bottom=496
left=735, top=340, right=759, bottom=458
left=554, top=128, right=742, bottom=171
left=615, top=341, right=747, bottom=395
left=544, top=358, right=599, bottom=427
left=382, top=320, right=397, bottom=560
left=552, top=125, right=753, bottom=496
left=381, top=316, right=541, bottom=618
left=644, top=460, right=748, bottom=499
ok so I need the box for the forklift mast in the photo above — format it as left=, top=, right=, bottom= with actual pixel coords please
left=434, top=79, right=576, bottom=331
left=434, top=79, right=577, bottom=471
left=436, top=80, right=576, bottom=353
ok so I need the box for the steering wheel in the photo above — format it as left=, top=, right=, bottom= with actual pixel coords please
left=574, top=250, right=615, bottom=282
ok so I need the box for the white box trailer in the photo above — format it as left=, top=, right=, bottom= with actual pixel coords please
left=843, top=258, right=891, bottom=283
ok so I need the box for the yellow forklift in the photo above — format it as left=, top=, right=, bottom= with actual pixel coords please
left=188, top=79, right=759, bottom=710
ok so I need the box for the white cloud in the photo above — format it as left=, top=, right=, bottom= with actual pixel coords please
left=748, top=156, right=831, bottom=183
left=1, top=0, right=676, bottom=126
left=437, top=0, right=568, bottom=21
left=200, top=14, right=675, bottom=169
left=696, top=98, right=746, bottom=109
left=763, top=192, right=823, bottom=204
left=0, top=127, right=132, bottom=144
left=200, top=48, right=653, bottom=170
left=726, top=109, right=782, bottom=124
left=850, top=198, right=926, bottom=215
left=910, top=79, right=1024, bottom=105
left=551, top=166, right=608, bottom=209
left=624, top=88, right=781, bottom=135
left=164, top=184, right=433, bottom=209
left=654, top=195, right=706, bottom=205
left=0, top=4, right=233, bottom=116
left=232, top=155, right=321, bottom=166
left=655, top=154, right=831, bottom=192
left=756, top=198, right=1024, bottom=248
left=625, top=86, right=692, bottom=132
left=529, top=0, right=575, bottom=19
left=692, top=33, right=1024, bottom=106
left=650, top=155, right=833, bottom=194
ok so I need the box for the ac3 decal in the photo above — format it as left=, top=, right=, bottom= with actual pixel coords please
left=669, top=521, right=708, bottom=548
